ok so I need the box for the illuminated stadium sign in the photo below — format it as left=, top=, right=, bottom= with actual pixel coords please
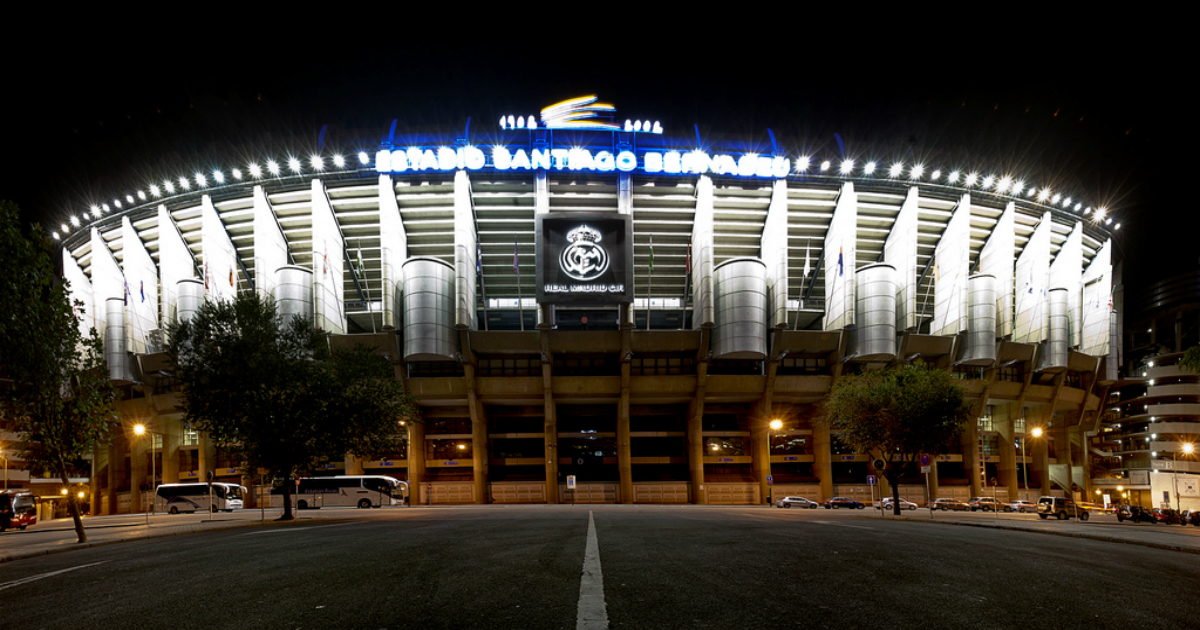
left=536, top=213, right=633, bottom=304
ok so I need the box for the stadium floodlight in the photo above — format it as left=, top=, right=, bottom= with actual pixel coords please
left=90, top=204, right=100, bottom=215
left=981, top=175, right=994, bottom=189
left=267, top=160, right=280, bottom=175
left=61, top=223, right=69, bottom=233
left=288, top=157, right=302, bottom=173
left=333, top=154, right=345, bottom=168
left=1093, top=207, right=1107, bottom=222
left=964, top=173, right=978, bottom=187
left=635, top=120, right=643, bottom=132
left=231, top=168, right=243, bottom=180
left=1074, top=202, right=1082, bottom=211
left=358, top=152, right=370, bottom=165
left=910, top=164, right=925, bottom=180
left=113, top=200, right=122, bottom=209
left=213, top=170, right=225, bottom=184
left=930, top=170, right=941, bottom=181
left=1082, top=207, right=1091, bottom=216
left=195, top=172, right=207, bottom=187
left=164, top=180, right=175, bottom=194
left=947, top=171, right=960, bottom=184
left=1105, top=217, right=1112, bottom=225
left=820, top=160, right=831, bottom=172
left=1062, top=196, right=1071, bottom=207
left=1037, top=188, right=1051, bottom=202
left=996, top=176, right=1012, bottom=193
left=249, top=163, right=263, bottom=178
left=179, top=177, right=191, bottom=190
left=311, top=155, right=324, bottom=171
left=864, top=161, right=876, bottom=175
left=1114, top=223, right=1121, bottom=230
left=795, top=156, right=810, bottom=172
left=1051, top=193, right=1062, bottom=204
left=70, top=215, right=80, bottom=227
left=52, top=232, right=60, bottom=240
left=150, top=184, right=161, bottom=197
left=1011, top=180, right=1024, bottom=195
left=126, top=194, right=135, bottom=203
left=137, top=191, right=146, bottom=201
left=839, top=159, right=854, bottom=174
left=890, top=162, right=908, bottom=178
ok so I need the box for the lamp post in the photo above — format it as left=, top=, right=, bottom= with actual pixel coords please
left=1021, top=427, right=1043, bottom=501
left=1174, top=443, right=1194, bottom=512
left=768, top=419, right=782, bottom=506
left=134, top=423, right=157, bottom=519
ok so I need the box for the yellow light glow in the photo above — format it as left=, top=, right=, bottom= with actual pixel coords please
left=134, top=424, right=146, bottom=435
left=1184, top=443, right=1195, bottom=455
left=1031, top=427, right=1043, bottom=438
left=769, top=419, right=783, bottom=431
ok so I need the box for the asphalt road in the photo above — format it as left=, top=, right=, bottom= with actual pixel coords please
left=1, top=506, right=1197, bottom=629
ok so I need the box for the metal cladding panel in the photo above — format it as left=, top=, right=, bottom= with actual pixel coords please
left=1106, top=312, right=1119, bottom=380
left=1014, top=212, right=1052, bottom=344
left=762, top=179, right=789, bottom=330
left=978, top=203, right=1015, bottom=338
left=691, top=176, right=715, bottom=329
left=1081, top=239, right=1113, bottom=357
left=121, top=216, right=158, bottom=354
left=158, top=205, right=195, bottom=334
left=63, top=249, right=94, bottom=340
left=402, top=257, right=459, bottom=361
left=1049, top=222, right=1083, bottom=347
left=824, top=182, right=856, bottom=331
left=932, top=194, right=970, bottom=336
left=453, top=170, right=478, bottom=330
left=851, top=263, right=897, bottom=362
left=883, top=187, right=919, bottom=332
left=1038, top=287, right=1069, bottom=371
left=378, top=175, right=408, bottom=330
left=311, top=180, right=345, bottom=335
left=961, top=274, right=997, bottom=367
left=253, top=186, right=288, bottom=302
left=105, top=298, right=134, bottom=381
left=201, top=195, right=238, bottom=304
left=274, top=265, right=313, bottom=328
left=712, top=258, right=768, bottom=360
left=175, top=279, right=204, bottom=325
left=89, top=227, right=124, bottom=342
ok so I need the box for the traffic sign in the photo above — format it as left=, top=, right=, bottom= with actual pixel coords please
left=920, top=454, right=931, bottom=466
left=567, top=475, right=577, bottom=490
left=766, top=475, right=773, bottom=485
left=867, top=475, right=876, bottom=486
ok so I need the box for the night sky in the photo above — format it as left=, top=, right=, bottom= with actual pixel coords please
left=3, top=23, right=1183, bottom=290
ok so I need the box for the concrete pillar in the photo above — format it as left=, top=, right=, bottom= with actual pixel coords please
left=408, top=421, right=425, bottom=497
left=618, top=367, right=633, bottom=504
left=813, top=418, right=832, bottom=502
left=687, top=360, right=708, bottom=505
left=753, top=405, right=772, bottom=505
left=996, top=407, right=1018, bottom=499
left=161, top=417, right=180, bottom=486
left=471, top=397, right=488, bottom=504
left=963, top=413, right=981, bottom=498
left=105, top=440, right=119, bottom=515
left=928, top=459, right=940, bottom=503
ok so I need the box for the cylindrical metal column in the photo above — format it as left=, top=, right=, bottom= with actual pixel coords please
left=851, top=263, right=897, bottom=362
left=712, top=258, right=767, bottom=359
left=401, top=257, right=459, bottom=361
left=961, top=274, right=997, bottom=367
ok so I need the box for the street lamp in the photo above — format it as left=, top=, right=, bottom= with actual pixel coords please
left=1174, top=443, right=1194, bottom=512
left=767, top=419, right=783, bottom=505
left=134, top=422, right=157, bottom=516
left=1021, top=427, right=1043, bottom=501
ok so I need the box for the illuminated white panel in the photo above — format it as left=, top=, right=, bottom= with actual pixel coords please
left=978, top=203, right=1015, bottom=338
left=883, top=187, right=919, bottom=332
left=1049, top=222, right=1083, bottom=347
left=89, top=228, right=125, bottom=351
left=1081, top=239, right=1112, bottom=357
left=823, top=182, right=856, bottom=331
left=121, top=216, right=158, bottom=353
left=453, top=169, right=477, bottom=330
left=252, top=186, right=288, bottom=301
left=1013, top=212, right=1052, bottom=343
left=378, top=174, right=408, bottom=330
left=157, top=205, right=196, bottom=330
left=762, top=179, right=789, bottom=330
left=62, top=249, right=94, bottom=340
left=932, top=194, right=970, bottom=336
left=201, top=196, right=238, bottom=304
left=310, top=180, right=345, bottom=334
left=691, top=176, right=715, bottom=329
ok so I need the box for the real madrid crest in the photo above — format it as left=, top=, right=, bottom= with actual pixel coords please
left=560, top=225, right=609, bottom=281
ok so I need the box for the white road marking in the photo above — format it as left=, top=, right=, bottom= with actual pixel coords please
left=812, top=521, right=875, bottom=531
left=576, top=510, right=608, bottom=630
left=240, top=522, right=359, bottom=535
left=0, top=561, right=108, bottom=592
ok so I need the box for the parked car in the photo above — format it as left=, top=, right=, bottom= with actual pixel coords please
left=775, top=496, right=820, bottom=509
left=1037, top=496, right=1089, bottom=521
left=1116, top=505, right=1157, bottom=524
left=1150, top=508, right=1187, bottom=525
left=823, top=497, right=866, bottom=509
left=876, top=498, right=918, bottom=511
left=931, top=498, right=970, bottom=511
left=0, top=491, right=37, bottom=532
left=969, top=497, right=1011, bottom=512
left=1183, top=510, right=1200, bottom=526
left=1009, top=499, right=1038, bottom=513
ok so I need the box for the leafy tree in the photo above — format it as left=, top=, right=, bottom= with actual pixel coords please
left=1180, top=345, right=1200, bottom=374
left=166, top=291, right=418, bottom=520
left=0, top=201, right=117, bottom=543
left=823, top=362, right=972, bottom=515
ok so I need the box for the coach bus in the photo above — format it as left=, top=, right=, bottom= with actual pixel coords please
left=275, top=475, right=406, bottom=509
left=155, top=482, right=247, bottom=514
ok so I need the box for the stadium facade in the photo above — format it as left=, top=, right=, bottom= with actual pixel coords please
left=49, top=96, right=1151, bottom=512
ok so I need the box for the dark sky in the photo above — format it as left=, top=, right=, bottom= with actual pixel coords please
left=3, top=21, right=1182, bottom=288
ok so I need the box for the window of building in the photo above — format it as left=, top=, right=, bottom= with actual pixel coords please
left=978, top=405, right=995, bottom=432
left=182, top=428, right=200, bottom=446
left=705, top=436, right=747, bottom=456
left=1013, top=414, right=1026, bottom=434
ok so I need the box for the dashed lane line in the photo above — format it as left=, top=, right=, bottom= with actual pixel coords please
left=0, top=561, right=108, bottom=592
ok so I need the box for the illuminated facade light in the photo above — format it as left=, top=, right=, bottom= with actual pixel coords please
left=795, top=156, right=810, bottom=172
left=839, top=159, right=854, bottom=174
left=1026, top=186, right=1038, bottom=197
left=113, top=200, right=121, bottom=209
left=288, top=157, right=302, bottom=173
left=1011, top=180, right=1024, bottom=195
left=70, top=215, right=80, bottom=227
left=150, top=184, right=161, bottom=197
left=1062, top=196, right=1072, bottom=207
left=90, top=205, right=100, bottom=215
left=195, top=173, right=207, bottom=187
left=179, top=177, right=191, bottom=190
left=1037, top=188, right=1050, bottom=202
left=52, top=232, right=60, bottom=240
left=1114, top=223, right=1121, bottom=230
left=213, top=170, right=225, bottom=184
left=60, top=223, right=69, bottom=233
left=930, top=169, right=941, bottom=181
left=1051, top=193, right=1062, bottom=204
left=964, top=173, right=978, bottom=187
left=311, top=155, right=324, bottom=171
left=981, top=175, right=994, bottom=189
left=1074, top=202, right=1082, bottom=211
left=947, top=171, right=960, bottom=184
left=517, top=116, right=525, bottom=129
left=231, top=168, right=243, bottom=180
left=333, top=154, right=345, bottom=168
left=863, top=161, right=876, bottom=175
left=996, top=176, right=1012, bottom=193
left=137, top=191, right=146, bottom=201
left=1105, top=217, right=1112, bottom=225
left=249, top=163, right=263, bottom=178
left=125, top=194, right=135, bottom=203
left=267, top=160, right=280, bottom=175
left=910, top=164, right=924, bottom=180
left=888, top=162, right=903, bottom=177
left=358, top=152, right=370, bottom=165
left=820, top=160, right=831, bottom=172
left=164, top=180, right=175, bottom=194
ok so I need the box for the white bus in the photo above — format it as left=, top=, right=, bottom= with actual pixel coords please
left=155, top=482, right=247, bottom=514
left=277, top=475, right=406, bottom=509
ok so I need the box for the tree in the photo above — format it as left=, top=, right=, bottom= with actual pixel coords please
left=0, top=201, right=117, bottom=543
left=1180, top=345, right=1200, bottom=374
left=823, top=362, right=972, bottom=515
left=166, top=291, right=418, bottom=520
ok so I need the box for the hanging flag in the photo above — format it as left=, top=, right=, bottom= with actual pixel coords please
left=356, top=246, right=365, bottom=279
left=648, top=235, right=654, bottom=275
left=476, top=243, right=482, bottom=276
left=204, top=261, right=210, bottom=290
left=837, top=246, right=844, bottom=277
left=140, top=280, right=145, bottom=303
left=123, top=280, right=130, bottom=305
left=686, top=243, right=692, bottom=276
left=514, top=238, right=519, bottom=275
left=802, top=238, right=810, bottom=280
left=229, top=267, right=234, bottom=287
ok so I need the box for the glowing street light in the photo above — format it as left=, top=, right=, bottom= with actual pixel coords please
left=1175, top=443, right=1195, bottom=511
left=1021, top=426, right=1044, bottom=501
